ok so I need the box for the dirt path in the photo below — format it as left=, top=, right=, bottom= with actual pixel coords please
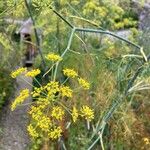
left=0, top=75, right=32, bottom=150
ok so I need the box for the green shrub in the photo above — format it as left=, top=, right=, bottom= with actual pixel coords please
left=0, top=68, right=14, bottom=109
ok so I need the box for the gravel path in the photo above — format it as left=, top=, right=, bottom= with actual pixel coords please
left=0, top=75, right=33, bottom=150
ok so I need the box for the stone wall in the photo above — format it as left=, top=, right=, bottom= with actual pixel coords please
left=131, top=0, right=150, bottom=30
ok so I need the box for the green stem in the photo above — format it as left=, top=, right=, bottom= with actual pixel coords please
left=49, top=6, right=74, bottom=28
left=56, top=101, right=72, bottom=115
left=61, top=28, right=76, bottom=57
left=88, top=122, right=106, bottom=150
left=42, top=64, right=55, bottom=78
left=75, top=27, right=141, bottom=49
left=53, top=28, right=75, bottom=81
left=21, top=76, right=33, bottom=88
left=88, top=136, right=100, bottom=150
left=34, top=77, right=42, bottom=86
left=99, top=126, right=105, bottom=150
left=48, top=6, right=141, bottom=51
left=19, top=101, right=36, bottom=106
left=61, top=77, right=69, bottom=85
left=69, top=15, right=104, bottom=29
left=88, top=60, right=148, bottom=148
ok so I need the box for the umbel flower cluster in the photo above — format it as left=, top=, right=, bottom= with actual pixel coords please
left=10, top=53, right=94, bottom=140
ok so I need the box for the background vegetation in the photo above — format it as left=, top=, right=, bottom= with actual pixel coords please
left=0, top=0, right=150, bottom=149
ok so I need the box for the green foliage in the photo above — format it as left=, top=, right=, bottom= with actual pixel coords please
left=67, top=123, right=91, bottom=149
left=0, top=2, right=23, bottom=109
left=0, top=0, right=150, bottom=149
left=0, top=68, right=14, bottom=109
left=28, top=137, right=43, bottom=150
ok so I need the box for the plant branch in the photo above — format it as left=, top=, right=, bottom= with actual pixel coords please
left=75, top=27, right=141, bottom=49
left=49, top=6, right=74, bottom=29
left=48, top=6, right=141, bottom=51
left=88, top=55, right=150, bottom=148
left=53, top=28, right=75, bottom=81
left=24, top=0, right=46, bottom=68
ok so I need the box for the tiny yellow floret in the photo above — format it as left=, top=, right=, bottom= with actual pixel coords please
left=27, top=124, right=39, bottom=138
left=71, top=106, right=78, bottom=123
left=143, top=137, right=150, bottom=145
left=44, top=81, right=60, bottom=95
left=11, top=89, right=29, bottom=111
left=45, top=53, right=62, bottom=62
left=60, top=86, right=73, bottom=98
left=31, top=87, right=44, bottom=98
left=80, top=105, right=94, bottom=121
left=63, top=68, right=78, bottom=78
left=37, top=115, right=52, bottom=131
left=25, top=69, right=41, bottom=77
left=28, top=105, right=45, bottom=121
left=48, top=126, right=62, bottom=140
left=78, top=78, right=90, bottom=89
left=51, top=106, right=64, bottom=120
left=11, top=67, right=27, bottom=78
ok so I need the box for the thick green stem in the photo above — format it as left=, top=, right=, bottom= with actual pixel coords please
left=53, top=28, right=75, bottom=81
left=75, top=27, right=141, bottom=49
left=49, top=6, right=74, bottom=29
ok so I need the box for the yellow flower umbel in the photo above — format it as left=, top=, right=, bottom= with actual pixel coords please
left=45, top=53, right=62, bottom=62
left=37, top=115, right=52, bottom=131
left=31, top=87, right=44, bottom=98
left=51, top=106, right=65, bottom=120
left=71, top=106, right=78, bottom=123
left=44, top=81, right=60, bottom=98
left=78, top=78, right=90, bottom=89
left=48, top=126, right=62, bottom=140
left=60, top=85, right=73, bottom=98
left=11, top=89, right=29, bottom=111
left=25, top=69, right=41, bottom=77
left=29, top=105, right=45, bottom=121
left=63, top=68, right=78, bottom=78
left=11, top=67, right=27, bottom=78
left=27, top=124, right=39, bottom=138
left=80, top=105, right=94, bottom=121
left=36, top=97, right=50, bottom=106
